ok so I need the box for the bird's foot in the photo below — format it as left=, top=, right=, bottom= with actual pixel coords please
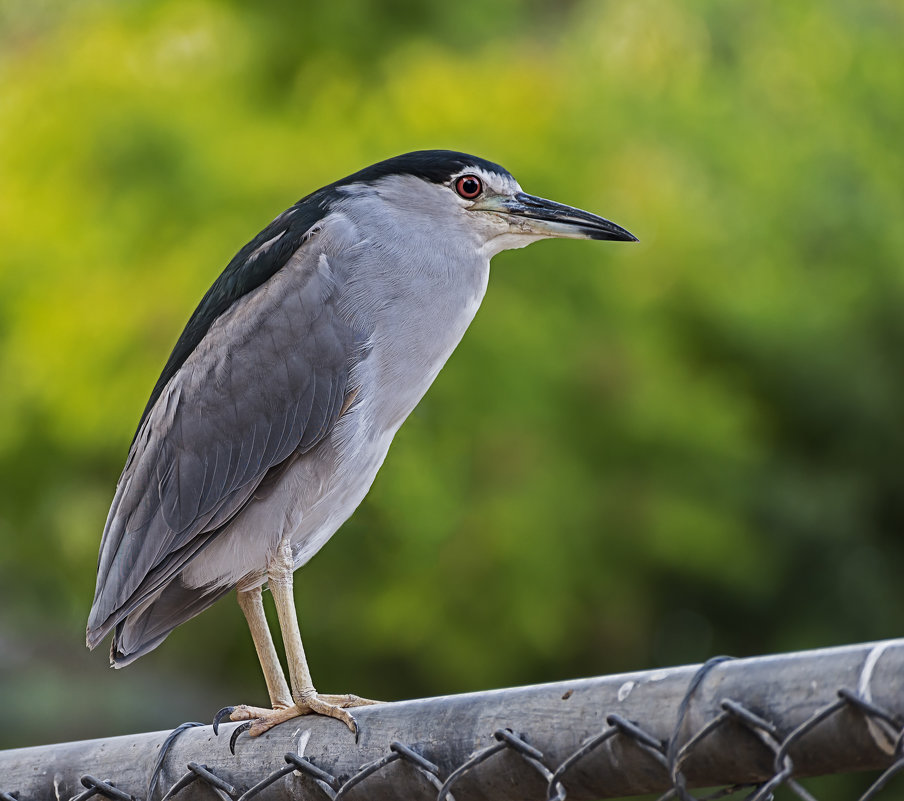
left=214, top=694, right=380, bottom=751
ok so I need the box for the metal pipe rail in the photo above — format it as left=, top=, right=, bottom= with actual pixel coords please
left=2, top=639, right=903, bottom=800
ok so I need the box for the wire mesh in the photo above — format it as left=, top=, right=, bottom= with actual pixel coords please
left=3, top=640, right=903, bottom=801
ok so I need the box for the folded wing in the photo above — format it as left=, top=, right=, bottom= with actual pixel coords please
left=87, top=229, right=365, bottom=650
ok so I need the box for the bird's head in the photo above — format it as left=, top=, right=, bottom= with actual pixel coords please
left=330, top=150, right=637, bottom=258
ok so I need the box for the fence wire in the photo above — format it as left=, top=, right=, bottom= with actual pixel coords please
left=3, top=640, right=904, bottom=801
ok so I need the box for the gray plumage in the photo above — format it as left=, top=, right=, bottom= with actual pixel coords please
left=87, top=150, right=635, bottom=669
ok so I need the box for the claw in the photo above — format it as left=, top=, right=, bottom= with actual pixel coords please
left=212, top=706, right=236, bottom=736
left=229, top=721, right=253, bottom=755
left=216, top=694, right=375, bottom=747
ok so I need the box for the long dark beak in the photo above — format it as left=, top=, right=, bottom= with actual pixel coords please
left=475, top=192, right=638, bottom=242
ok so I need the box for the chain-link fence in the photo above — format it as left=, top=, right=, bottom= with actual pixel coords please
left=2, top=640, right=903, bottom=801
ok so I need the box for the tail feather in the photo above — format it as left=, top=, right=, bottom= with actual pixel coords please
left=108, top=578, right=233, bottom=667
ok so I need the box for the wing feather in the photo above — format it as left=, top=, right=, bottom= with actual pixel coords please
left=87, top=231, right=365, bottom=647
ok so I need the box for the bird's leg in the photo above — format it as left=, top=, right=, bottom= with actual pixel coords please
left=228, top=537, right=378, bottom=737
left=268, top=537, right=315, bottom=699
left=236, top=586, right=292, bottom=709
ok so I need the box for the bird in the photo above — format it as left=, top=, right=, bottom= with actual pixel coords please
left=86, top=149, right=636, bottom=738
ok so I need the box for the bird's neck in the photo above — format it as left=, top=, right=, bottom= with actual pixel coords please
left=336, top=212, right=491, bottom=429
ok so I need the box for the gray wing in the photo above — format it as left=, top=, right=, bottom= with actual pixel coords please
left=86, top=239, right=365, bottom=648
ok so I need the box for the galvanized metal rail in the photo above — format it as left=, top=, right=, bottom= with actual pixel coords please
left=2, top=639, right=903, bottom=800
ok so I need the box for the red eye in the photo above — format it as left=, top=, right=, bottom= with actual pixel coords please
left=455, top=175, right=483, bottom=199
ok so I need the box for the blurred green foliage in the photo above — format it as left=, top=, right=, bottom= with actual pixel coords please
left=1, top=0, right=902, bottom=770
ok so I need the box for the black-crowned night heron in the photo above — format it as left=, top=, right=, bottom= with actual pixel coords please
left=86, top=150, right=636, bottom=738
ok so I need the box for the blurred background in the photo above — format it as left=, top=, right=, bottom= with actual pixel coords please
left=1, top=0, right=902, bottom=766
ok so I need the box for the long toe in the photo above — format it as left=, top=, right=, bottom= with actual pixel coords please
left=227, top=704, right=297, bottom=737
left=228, top=704, right=279, bottom=724
left=315, top=693, right=382, bottom=709
left=300, top=693, right=383, bottom=734
left=227, top=693, right=379, bottom=740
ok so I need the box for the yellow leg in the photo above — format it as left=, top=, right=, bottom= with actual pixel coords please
left=268, top=537, right=316, bottom=699
left=229, top=537, right=378, bottom=736
left=236, top=586, right=292, bottom=709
